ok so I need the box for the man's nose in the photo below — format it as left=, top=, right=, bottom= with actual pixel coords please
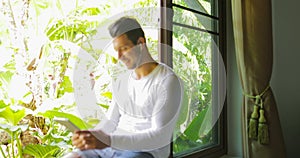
left=118, top=51, right=123, bottom=59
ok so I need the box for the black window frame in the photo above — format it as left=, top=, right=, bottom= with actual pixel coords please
left=159, top=0, right=227, bottom=157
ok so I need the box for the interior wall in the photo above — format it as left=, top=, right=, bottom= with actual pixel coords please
left=226, top=0, right=243, bottom=157
left=271, top=0, right=300, bottom=157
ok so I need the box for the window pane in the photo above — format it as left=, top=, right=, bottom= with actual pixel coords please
left=173, top=6, right=219, bottom=34
left=172, top=24, right=219, bottom=157
left=173, top=0, right=219, bottom=17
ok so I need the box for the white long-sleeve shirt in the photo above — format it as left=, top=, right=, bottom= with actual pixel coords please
left=95, top=63, right=183, bottom=158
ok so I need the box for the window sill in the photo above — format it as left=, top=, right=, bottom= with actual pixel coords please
left=219, top=155, right=242, bottom=158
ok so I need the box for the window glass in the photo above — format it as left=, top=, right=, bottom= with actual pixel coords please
left=173, top=6, right=219, bottom=33
left=171, top=0, right=225, bottom=157
left=173, top=0, right=219, bottom=17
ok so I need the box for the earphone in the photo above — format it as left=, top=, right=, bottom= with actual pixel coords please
left=139, top=44, right=143, bottom=53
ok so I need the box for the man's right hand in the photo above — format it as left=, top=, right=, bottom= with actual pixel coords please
left=72, top=130, right=110, bottom=150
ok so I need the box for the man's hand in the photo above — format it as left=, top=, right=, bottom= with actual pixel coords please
left=72, top=130, right=111, bottom=150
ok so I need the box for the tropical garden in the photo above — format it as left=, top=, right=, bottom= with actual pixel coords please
left=0, top=0, right=215, bottom=157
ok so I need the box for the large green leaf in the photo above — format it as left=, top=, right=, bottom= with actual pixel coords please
left=176, top=90, right=189, bottom=125
left=0, top=106, right=26, bottom=126
left=57, top=76, right=74, bottom=98
left=23, top=144, right=60, bottom=158
left=81, top=7, right=101, bottom=16
left=100, top=92, right=112, bottom=100
left=0, top=123, right=28, bottom=133
left=183, top=107, right=208, bottom=141
left=38, top=110, right=90, bottom=129
left=97, top=103, right=109, bottom=109
left=0, top=71, right=13, bottom=89
left=2, top=60, right=16, bottom=71
left=0, top=100, right=8, bottom=109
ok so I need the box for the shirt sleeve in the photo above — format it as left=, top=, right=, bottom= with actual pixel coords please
left=94, top=101, right=120, bottom=134
left=110, top=74, right=183, bottom=151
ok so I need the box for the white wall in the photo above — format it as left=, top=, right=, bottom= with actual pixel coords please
left=271, top=0, right=300, bottom=157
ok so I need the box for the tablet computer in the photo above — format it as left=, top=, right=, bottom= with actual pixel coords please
left=53, top=118, right=80, bottom=132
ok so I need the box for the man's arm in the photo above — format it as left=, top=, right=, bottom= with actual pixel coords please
left=110, top=74, right=183, bottom=150
left=72, top=101, right=120, bottom=150
left=94, top=101, right=120, bottom=133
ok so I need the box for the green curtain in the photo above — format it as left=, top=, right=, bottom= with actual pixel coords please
left=231, top=0, right=286, bottom=157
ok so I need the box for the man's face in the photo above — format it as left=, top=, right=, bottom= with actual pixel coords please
left=113, top=34, right=139, bottom=69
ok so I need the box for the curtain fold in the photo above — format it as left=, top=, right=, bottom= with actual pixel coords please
left=231, top=0, right=286, bottom=157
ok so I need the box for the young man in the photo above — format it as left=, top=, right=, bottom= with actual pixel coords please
left=64, top=17, right=183, bottom=158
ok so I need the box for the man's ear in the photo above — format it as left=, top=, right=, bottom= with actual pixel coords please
left=137, top=37, right=146, bottom=45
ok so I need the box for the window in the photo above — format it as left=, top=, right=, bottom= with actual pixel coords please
left=159, top=0, right=227, bottom=157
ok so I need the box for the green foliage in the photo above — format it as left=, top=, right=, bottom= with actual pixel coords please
left=0, top=106, right=26, bottom=126
left=183, top=107, right=208, bottom=142
left=134, top=0, right=158, bottom=7
left=81, top=7, right=101, bottom=15
left=0, top=0, right=216, bottom=157
left=172, top=0, right=215, bottom=154
left=45, top=7, right=100, bottom=43
left=23, top=144, right=60, bottom=158
left=173, top=135, right=199, bottom=153
left=38, top=110, right=91, bottom=130
left=0, top=123, right=28, bottom=133
left=0, top=106, right=28, bottom=158
left=31, top=0, right=51, bottom=16
left=0, top=71, right=13, bottom=90
left=100, top=92, right=112, bottom=100
left=0, top=100, right=8, bottom=109
left=2, top=61, right=16, bottom=72
left=57, top=76, right=74, bottom=98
